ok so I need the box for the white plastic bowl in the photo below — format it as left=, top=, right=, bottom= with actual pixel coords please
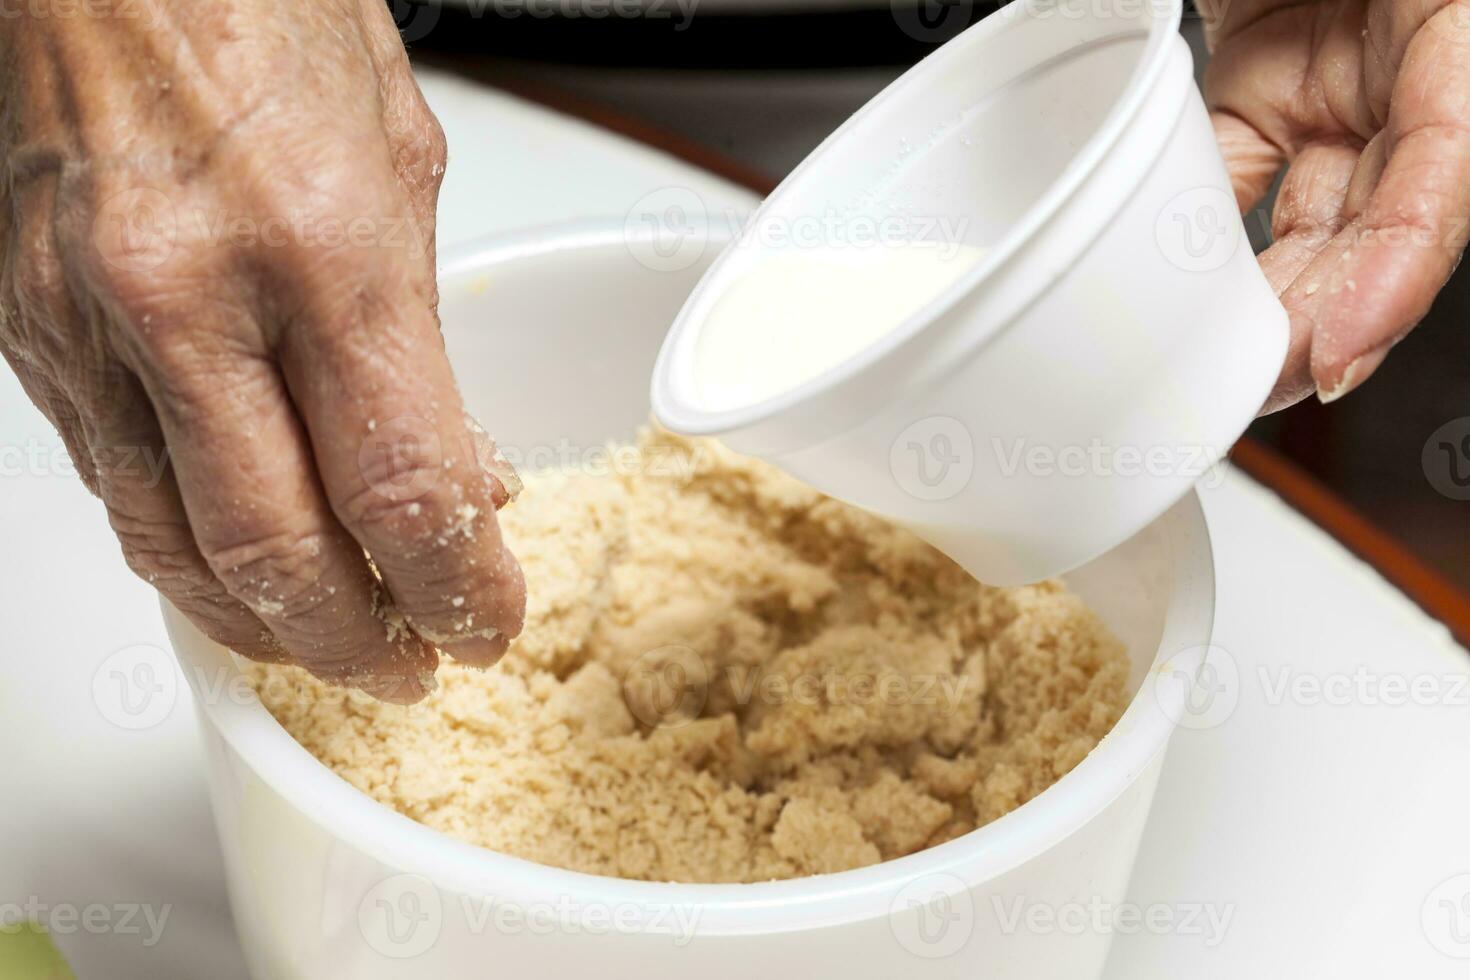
left=652, top=0, right=1286, bottom=586
left=165, top=223, right=1216, bottom=980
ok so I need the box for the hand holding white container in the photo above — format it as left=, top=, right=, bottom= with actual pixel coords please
left=652, top=0, right=1287, bottom=585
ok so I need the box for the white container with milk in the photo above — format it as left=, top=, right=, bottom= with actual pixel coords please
left=653, top=0, right=1286, bottom=585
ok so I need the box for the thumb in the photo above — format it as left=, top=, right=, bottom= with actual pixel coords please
left=1211, top=110, right=1286, bottom=213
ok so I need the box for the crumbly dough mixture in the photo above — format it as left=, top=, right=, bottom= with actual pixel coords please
left=251, top=430, right=1129, bottom=884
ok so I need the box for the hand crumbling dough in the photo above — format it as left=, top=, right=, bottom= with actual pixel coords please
left=251, top=429, right=1129, bottom=883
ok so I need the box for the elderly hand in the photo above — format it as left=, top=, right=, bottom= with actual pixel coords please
left=0, top=0, right=524, bottom=702
left=1201, top=0, right=1470, bottom=411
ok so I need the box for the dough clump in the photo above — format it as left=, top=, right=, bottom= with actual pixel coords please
left=250, top=430, right=1130, bottom=883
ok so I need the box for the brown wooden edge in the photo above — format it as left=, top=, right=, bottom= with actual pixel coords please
left=458, top=68, right=1470, bottom=648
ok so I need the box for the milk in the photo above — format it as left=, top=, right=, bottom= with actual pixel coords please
left=693, top=242, right=987, bottom=411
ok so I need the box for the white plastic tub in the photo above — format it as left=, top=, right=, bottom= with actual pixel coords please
left=653, top=0, right=1286, bottom=585
left=165, top=223, right=1216, bottom=980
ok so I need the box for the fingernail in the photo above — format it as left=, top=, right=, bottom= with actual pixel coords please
left=465, top=413, right=522, bottom=509
left=442, top=632, right=509, bottom=668
left=1317, top=345, right=1390, bottom=404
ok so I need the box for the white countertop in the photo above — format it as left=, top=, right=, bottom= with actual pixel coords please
left=2, top=68, right=1467, bottom=979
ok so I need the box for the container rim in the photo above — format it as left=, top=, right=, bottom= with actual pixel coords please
left=165, top=223, right=1215, bottom=936
left=651, top=0, right=1186, bottom=436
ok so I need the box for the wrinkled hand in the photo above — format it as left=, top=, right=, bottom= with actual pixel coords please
left=1201, top=0, right=1470, bottom=410
left=0, top=0, right=524, bottom=702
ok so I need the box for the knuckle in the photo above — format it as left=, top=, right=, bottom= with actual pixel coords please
left=95, top=263, right=177, bottom=318
left=280, top=212, right=420, bottom=303
left=134, top=336, right=267, bottom=424
left=88, top=239, right=224, bottom=325
left=388, top=87, right=447, bottom=184
left=340, top=433, right=448, bottom=535
left=78, top=181, right=186, bottom=285
left=297, top=255, right=390, bottom=319
left=342, top=479, right=438, bottom=532
left=268, top=165, right=395, bottom=245
left=113, top=510, right=221, bottom=601
left=200, top=527, right=335, bottom=623
left=419, top=112, right=448, bottom=179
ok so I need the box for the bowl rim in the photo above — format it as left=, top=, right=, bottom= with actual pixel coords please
left=164, top=223, right=1217, bottom=935
left=651, top=0, right=1186, bottom=435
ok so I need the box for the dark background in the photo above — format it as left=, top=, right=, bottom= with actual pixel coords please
left=404, top=0, right=1470, bottom=594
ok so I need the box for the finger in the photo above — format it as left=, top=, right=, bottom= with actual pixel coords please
left=2, top=181, right=102, bottom=494
left=5, top=185, right=289, bottom=662
left=82, top=365, right=289, bottom=664
left=1211, top=110, right=1287, bottom=212
left=1252, top=141, right=1361, bottom=411
left=1362, top=0, right=1458, bottom=122
left=355, top=0, right=448, bottom=246
left=1203, top=1, right=1367, bottom=155
left=276, top=254, right=526, bottom=668
left=1308, top=8, right=1470, bottom=400
left=465, top=413, right=521, bottom=510
left=1339, top=131, right=1391, bottom=219
left=130, top=303, right=439, bottom=702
